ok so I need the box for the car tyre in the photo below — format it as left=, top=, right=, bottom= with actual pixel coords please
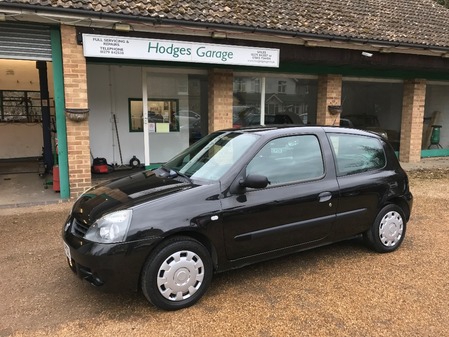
left=364, top=204, right=406, bottom=253
left=141, top=236, right=213, bottom=310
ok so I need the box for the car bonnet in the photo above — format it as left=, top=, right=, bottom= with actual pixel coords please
left=72, top=170, right=193, bottom=224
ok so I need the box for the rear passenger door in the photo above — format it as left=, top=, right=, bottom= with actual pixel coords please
left=221, top=132, right=339, bottom=260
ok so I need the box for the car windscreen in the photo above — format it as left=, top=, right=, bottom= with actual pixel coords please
left=163, top=131, right=259, bottom=181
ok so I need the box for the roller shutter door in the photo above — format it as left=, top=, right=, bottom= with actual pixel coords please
left=0, top=22, right=52, bottom=61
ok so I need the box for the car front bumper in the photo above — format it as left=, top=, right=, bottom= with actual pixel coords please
left=62, top=227, right=158, bottom=292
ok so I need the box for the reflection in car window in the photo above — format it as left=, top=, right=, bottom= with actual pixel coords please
left=163, top=131, right=258, bottom=181
left=328, top=133, right=386, bottom=176
left=246, top=135, right=324, bottom=185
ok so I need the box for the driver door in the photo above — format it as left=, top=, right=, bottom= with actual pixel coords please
left=221, top=133, right=339, bottom=260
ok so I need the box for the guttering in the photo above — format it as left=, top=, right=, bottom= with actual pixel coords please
left=2, top=2, right=449, bottom=54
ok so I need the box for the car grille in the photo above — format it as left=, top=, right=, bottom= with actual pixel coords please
left=71, top=218, right=89, bottom=237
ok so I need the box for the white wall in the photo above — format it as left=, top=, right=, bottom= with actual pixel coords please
left=0, top=124, right=43, bottom=158
left=424, top=84, right=449, bottom=148
left=0, top=59, right=54, bottom=91
left=0, top=59, right=53, bottom=159
left=87, top=64, right=190, bottom=165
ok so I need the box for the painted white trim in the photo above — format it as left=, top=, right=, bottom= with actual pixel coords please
left=142, top=70, right=150, bottom=166
left=260, top=77, right=266, bottom=125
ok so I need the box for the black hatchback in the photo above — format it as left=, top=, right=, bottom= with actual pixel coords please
left=62, top=126, right=413, bottom=310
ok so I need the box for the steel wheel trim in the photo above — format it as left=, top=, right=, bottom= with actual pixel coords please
left=379, top=211, right=404, bottom=247
left=157, top=250, right=205, bottom=301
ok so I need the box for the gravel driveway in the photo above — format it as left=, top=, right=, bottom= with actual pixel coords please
left=0, top=169, right=448, bottom=337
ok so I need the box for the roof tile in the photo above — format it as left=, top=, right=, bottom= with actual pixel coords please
left=1, top=0, right=449, bottom=47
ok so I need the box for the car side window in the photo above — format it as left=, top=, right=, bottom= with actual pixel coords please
left=246, top=135, right=324, bottom=185
left=328, top=133, right=386, bottom=176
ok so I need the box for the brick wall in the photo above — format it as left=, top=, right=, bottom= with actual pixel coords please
left=400, top=79, right=426, bottom=163
left=60, top=25, right=92, bottom=197
left=316, top=75, right=342, bottom=126
left=208, top=69, right=234, bottom=132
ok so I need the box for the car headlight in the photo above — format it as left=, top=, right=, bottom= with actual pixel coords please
left=85, top=210, right=132, bottom=243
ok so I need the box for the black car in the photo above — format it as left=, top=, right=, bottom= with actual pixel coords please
left=62, top=126, right=413, bottom=310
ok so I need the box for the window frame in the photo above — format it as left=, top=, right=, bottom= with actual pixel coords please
left=277, top=80, right=287, bottom=93
left=128, top=98, right=179, bottom=133
left=0, top=90, right=44, bottom=123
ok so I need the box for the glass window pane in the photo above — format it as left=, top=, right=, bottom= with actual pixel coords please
left=1, top=90, right=42, bottom=123
left=233, top=76, right=261, bottom=128
left=265, top=77, right=317, bottom=125
left=341, top=81, right=403, bottom=151
left=247, top=135, right=324, bottom=185
left=329, top=133, right=386, bottom=176
left=164, top=131, right=258, bottom=181
left=425, top=84, right=449, bottom=149
left=233, top=76, right=317, bottom=128
left=128, top=74, right=208, bottom=151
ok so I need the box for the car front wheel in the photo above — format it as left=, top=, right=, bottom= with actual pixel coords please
left=364, top=204, right=406, bottom=253
left=141, top=236, right=213, bottom=310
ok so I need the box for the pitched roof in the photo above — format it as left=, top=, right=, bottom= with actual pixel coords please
left=2, top=0, right=449, bottom=49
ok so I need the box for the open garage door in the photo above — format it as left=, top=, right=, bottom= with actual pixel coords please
left=0, top=22, right=52, bottom=61
left=0, top=22, right=61, bottom=205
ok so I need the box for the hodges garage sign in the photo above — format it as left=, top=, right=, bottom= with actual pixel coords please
left=82, top=34, right=279, bottom=68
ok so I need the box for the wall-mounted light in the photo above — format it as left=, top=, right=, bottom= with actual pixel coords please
left=113, top=22, right=131, bottom=32
left=0, top=13, right=6, bottom=21
left=211, top=31, right=227, bottom=39
left=362, top=51, right=373, bottom=57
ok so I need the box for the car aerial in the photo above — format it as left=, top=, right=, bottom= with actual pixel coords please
left=62, top=125, right=413, bottom=310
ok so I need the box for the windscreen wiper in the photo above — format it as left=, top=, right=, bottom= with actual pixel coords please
left=169, top=169, right=192, bottom=183
left=157, top=166, right=192, bottom=183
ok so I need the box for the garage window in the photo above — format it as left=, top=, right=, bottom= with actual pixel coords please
left=0, top=90, right=44, bottom=123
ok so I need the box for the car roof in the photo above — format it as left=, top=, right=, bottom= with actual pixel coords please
left=219, top=124, right=382, bottom=139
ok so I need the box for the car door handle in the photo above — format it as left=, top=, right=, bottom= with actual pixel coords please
left=318, top=192, right=332, bottom=202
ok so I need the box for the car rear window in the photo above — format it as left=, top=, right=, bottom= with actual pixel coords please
left=328, top=133, right=386, bottom=176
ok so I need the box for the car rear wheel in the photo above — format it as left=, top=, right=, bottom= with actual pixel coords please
left=364, top=204, right=406, bottom=253
left=141, top=236, right=212, bottom=310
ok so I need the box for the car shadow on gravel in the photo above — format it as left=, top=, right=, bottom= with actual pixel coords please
left=62, top=236, right=369, bottom=313
left=209, top=237, right=369, bottom=291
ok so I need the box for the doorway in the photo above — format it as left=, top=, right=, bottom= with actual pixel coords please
left=0, top=59, right=59, bottom=206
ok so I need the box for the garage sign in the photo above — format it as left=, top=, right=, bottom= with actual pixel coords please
left=82, top=34, right=279, bottom=68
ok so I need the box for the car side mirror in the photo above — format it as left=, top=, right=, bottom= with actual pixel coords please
left=229, top=174, right=270, bottom=195
left=239, top=174, right=270, bottom=189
